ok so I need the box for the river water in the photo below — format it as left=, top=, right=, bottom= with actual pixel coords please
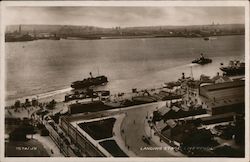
left=5, top=35, right=244, bottom=102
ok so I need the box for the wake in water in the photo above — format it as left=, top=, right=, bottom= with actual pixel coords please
left=37, top=87, right=73, bottom=98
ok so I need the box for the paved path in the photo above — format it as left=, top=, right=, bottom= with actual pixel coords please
left=31, top=134, right=64, bottom=157
left=112, top=113, right=136, bottom=157
left=120, top=102, right=180, bottom=157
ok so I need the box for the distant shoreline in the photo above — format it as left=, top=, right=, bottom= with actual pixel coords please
left=5, top=33, right=244, bottom=42
left=99, top=33, right=244, bottom=40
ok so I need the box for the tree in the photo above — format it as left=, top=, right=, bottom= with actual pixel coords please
left=9, top=129, right=27, bottom=141
left=14, top=100, right=21, bottom=108
left=234, top=117, right=244, bottom=145
left=32, top=98, right=38, bottom=106
left=181, top=129, right=215, bottom=155
left=74, top=91, right=80, bottom=95
left=21, top=124, right=36, bottom=135
left=152, top=110, right=162, bottom=123
left=25, top=98, right=31, bottom=107
left=46, top=99, right=57, bottom=109
left=41, top=128, right=49, bottom=136
left=9, top=123, right=36, bottom=141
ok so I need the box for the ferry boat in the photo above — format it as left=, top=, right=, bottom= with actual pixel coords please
left=71, top=72, right=108, bottom=89
left=220, top=60, right=245, bottom=76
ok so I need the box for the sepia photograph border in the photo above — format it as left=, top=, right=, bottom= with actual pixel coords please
left=0, top=1, right=249, bottom=162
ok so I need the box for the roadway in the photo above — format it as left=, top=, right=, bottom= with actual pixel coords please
left=119, top=102, right=180, bottom=157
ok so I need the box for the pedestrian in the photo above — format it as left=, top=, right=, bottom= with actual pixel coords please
left=133, top=120, right=135, bottom=124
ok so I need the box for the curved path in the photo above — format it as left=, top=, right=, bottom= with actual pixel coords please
left=119, top=101, right=182, bottom=157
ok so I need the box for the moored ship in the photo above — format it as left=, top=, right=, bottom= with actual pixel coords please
left=5, top=25, right=35, bottom=42
left=5, top=34, right=35, bottom=42
left=71, top=72, right=108, bottom=89
left=220, top=60, right=245, bottom=76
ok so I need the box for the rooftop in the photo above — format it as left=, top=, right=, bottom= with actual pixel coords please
left=207, top=97, right=244, bottom=108
left=200, top=80, right=244, bottom=92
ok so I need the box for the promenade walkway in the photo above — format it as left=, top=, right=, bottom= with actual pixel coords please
left=119, top=102, right=181, bottom=157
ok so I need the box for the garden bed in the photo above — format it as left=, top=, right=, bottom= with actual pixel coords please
left=78, top=118, right=116, bottom=140
left=99, top=140, right=128, bottom=157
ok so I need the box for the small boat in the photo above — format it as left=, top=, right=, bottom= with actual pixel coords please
left=220, top=60, right=245, bottom=76
left=204, top=37, right=209, bottom=41
left=204, top=37, right=217, bottom=41
left=192, top=53, right=212, bottom=65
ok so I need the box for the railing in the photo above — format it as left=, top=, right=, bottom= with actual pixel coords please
left=60, top=117, right=106, bottom=157
left=45, top=123, right=70, bottom=156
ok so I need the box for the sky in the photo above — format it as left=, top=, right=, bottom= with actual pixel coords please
left=5, top=6, right=245, bottom=27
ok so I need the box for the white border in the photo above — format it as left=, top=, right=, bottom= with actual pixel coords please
left=0, top=1, right=249, bottom=162
left=0, top=2, right=5, bottom=162
left=245, top=3, right=250, bottom=161
left=0, top=1, right=249, bottom=7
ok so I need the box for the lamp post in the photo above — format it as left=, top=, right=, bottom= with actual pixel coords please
left=37, top=95, right=39, bottom=104
left=125, top=135, right=127, bottom=147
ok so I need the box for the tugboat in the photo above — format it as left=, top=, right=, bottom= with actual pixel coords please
left=192, top=53, right=212, bottom=65
left=71, top=72, right=108, bottom=89
left=220, top=60, right=245, bottom=76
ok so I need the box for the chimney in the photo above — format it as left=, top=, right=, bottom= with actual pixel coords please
left=19, top=25, right=21, bottom=34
